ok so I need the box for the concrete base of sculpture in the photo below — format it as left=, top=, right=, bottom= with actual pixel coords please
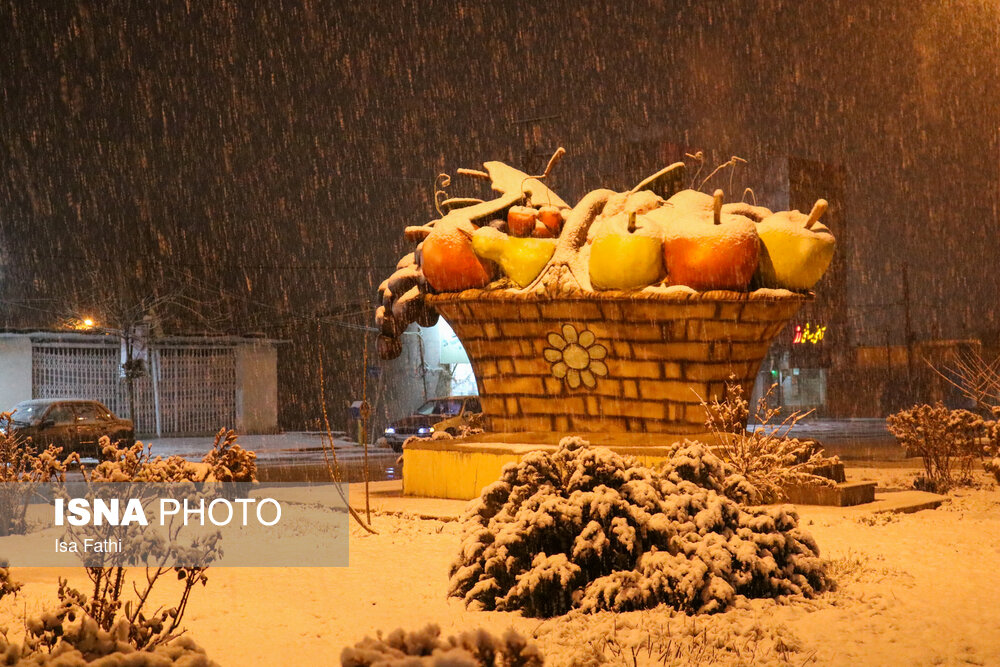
left=401, top=431, right=723, bottom=500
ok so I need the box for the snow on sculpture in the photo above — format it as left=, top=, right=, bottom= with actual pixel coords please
left=376, top=149, right=836, bottom=436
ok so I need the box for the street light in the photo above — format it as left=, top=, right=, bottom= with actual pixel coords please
left=62, top=316, right=99, bottom=331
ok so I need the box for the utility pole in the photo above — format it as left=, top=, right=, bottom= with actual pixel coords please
left=902, top=262, right=914, bottom=389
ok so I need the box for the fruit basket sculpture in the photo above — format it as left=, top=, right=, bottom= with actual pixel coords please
left=376, top=149, right=835, bottom=440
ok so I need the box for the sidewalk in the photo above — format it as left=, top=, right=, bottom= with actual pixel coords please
left=134, top=430, right=400, bottom=483
left=757, top=417, right=901, bottom=460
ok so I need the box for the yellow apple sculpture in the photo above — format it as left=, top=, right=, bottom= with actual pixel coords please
left=588, top=211, right=665, bottom=290
left=471, top=226, right=556, bottom=288
left=756, top=199, right=836, bottom=290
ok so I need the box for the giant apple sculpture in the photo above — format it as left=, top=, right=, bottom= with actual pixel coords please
left=588, top=211, right=665, bottom=290
left=755, top=199, right=836, bottom=290
left=662, top=189, right=760, bottom=291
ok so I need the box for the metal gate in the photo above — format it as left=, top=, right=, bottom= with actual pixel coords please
left=31, top=339, right=236, bottom=436
left=154, top=346, right=236, bottom=436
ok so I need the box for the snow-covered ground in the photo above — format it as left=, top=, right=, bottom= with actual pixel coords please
left=3, top=463, right=999, bottom=666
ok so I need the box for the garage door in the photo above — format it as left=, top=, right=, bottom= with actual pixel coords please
left=32, top=342, right=236, bottom=436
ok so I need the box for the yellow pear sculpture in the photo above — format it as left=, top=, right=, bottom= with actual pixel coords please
left=471, top=227, right=556, bottom=288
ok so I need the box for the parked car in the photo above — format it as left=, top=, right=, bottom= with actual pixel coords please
left=5, top=398, right=134, bottom=458
left=383, top=396, right=482, bottom=452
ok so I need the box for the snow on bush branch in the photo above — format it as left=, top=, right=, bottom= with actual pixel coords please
left=86, top=428, right=256, bottom=483
left=341, top=623, right=543, bottom=667
left=0, top=580, right=218, bottom=666
left=703, top=379, right=839, bottom=504
left=448, top=438, right=828, bottom=617
left=886, top=402, right=994, bottom=491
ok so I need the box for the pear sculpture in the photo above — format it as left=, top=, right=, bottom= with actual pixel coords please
left=471, top=226, right=556, bottom=288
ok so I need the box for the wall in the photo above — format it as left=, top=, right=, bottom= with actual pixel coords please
left=235, top=342, right=279, bottom=434
left=0, top=336, right=32, bottom=412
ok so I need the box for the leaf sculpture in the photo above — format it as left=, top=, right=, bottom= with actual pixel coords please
left=376, top=151, right=571, bottom=360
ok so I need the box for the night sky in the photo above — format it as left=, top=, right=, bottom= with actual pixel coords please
left=2, top=0, right=999, bottom=422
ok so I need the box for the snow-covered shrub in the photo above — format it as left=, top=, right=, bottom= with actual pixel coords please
left=89, top=429, right=257, bottom=483
left=0, top=566, right=20, bottom=603
left=886, top=403, right=983, bottom=491
left=0, top=586, right=218, bottom=666
left=982, top=407, right=1000, bottom=485
left=703, top=380, right=839, bottom=503
left=201, top=428, right=257, bottom=482
left=655, top=440, right=759, bottom=505
left=449, top=438, right=828, bottom=618
left=341, top=624, right=543, bottom=667
left=72, top=436, right=228, bottom=652
left=0, top=412, right=78, bottom=536
left=985, top=455, right=1000, bottom=485
left=556, top=609, right=804, bottom=667
left=87, top=437, right=202, bottom=483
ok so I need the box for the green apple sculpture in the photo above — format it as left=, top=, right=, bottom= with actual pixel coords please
left=588, top=211, right=665, bottom=289
left=755, top=199, right=836, bottom=290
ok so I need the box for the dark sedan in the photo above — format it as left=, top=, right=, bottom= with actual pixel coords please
left=7, top=398, right=134, bottom=457
left=382, top=396, right=482, bottom=452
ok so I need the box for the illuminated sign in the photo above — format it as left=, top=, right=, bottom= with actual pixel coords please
left=792, top=323, right=827, bottom=345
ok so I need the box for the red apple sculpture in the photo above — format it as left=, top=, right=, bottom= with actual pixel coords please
left=662, top=189, right=760, bottom=291
left=421, top=218, right=496, bottom=292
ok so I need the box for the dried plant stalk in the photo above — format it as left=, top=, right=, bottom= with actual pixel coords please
left=702, top=378, right=838, bottom=503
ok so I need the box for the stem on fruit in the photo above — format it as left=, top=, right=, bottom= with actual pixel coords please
left=685, top=151, right=705, bottom=189
left=517, top=147, right=567, bottom=208
left=713, top=189, right=724, bottom=225
left=433, top=173, right=451, bottom=217
left=627, top=210, right=637, bottom=233
left=699, top=155, right=747, bottom=191
left=540, top=147, right=566, bottom=179
left=805, top=198, right=828, bottom=229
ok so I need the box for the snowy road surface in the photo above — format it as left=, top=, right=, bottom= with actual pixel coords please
left=756, top=417, right=901, bottom=460
left=105, top=431, right=401, bottom=482
left=127, top=417, right=901, bottom=478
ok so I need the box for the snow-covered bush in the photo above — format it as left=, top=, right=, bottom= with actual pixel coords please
left=89, top=429, right=257, bottom=483
left=201, top=428, right=257, bottom=482
left=982, top=407, right=1000, bottom=485
left=0, top=586, right=218, bottom=666
left=341, top=624, right=542, bottom=666
left=886, top=403, right=983, bottom=491
left=69, top=435, right=230, bottom=653
left=985, top=451, right=1000, bottom=485
left=87, top=437, right=202, bottom=483
left=0, top=566, right=20, bottom=603
left=0, top=412, right=78, bottom=536
left=449, top=438, right=828, bottom=618
left=703, top=380, right=839, bottom=503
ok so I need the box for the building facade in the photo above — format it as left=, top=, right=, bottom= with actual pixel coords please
left=0, top=332, right=280, bottom=436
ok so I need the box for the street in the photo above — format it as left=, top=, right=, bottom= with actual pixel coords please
left=126, top=417, right=902, bottom=484
left=771, top=417, right=903, bottom=461
left=113, top=431, right=401, bottom=483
